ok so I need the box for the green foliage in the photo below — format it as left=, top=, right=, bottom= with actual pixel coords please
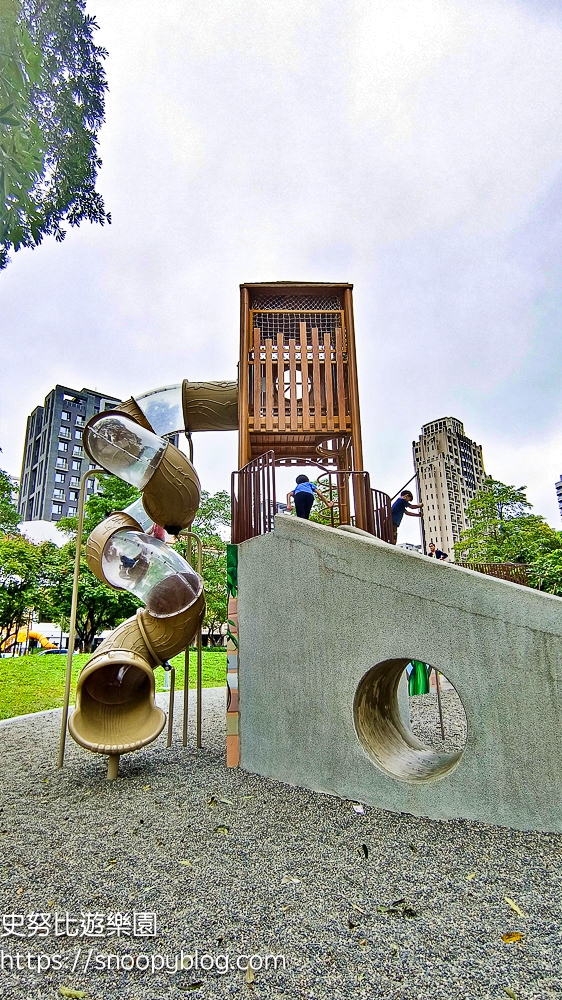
left=309, top=481, right=338, bottom=526
left=57, top=475, right=140, bottom=539
left=0, top=533, right=54, bottom=638
left=454, top=477, right=562, bottom=595
left=528, top=550, right=562, bottom=596
left=0, top=466, right=21, bottom=534
left=0, top=0, right=110, bottom=270
left=40, top=539, right=141, bottom=652
left=45, top=476, right=141, bottom=651
left=190, top=490, right=231, bottom=540
left=175, top=490, right=231, bottom=643
left=455, top=478, right=561, bottom=565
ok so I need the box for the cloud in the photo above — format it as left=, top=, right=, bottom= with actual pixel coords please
left=1, top=0, right=561, bottom=528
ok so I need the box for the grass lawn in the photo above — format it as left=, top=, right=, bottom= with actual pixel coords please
left=0, top=648, right=227, bottom=721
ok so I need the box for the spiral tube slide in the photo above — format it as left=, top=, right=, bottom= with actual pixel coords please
left=68, top=404, right=206, bottom=772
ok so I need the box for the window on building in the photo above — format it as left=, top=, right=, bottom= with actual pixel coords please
left=56, top=458, right=68, bottom=470
left=53, top=488, right=65, bottom=500
left=74, top=430, right=82, bottom=440
left=88, top=463, right=95, bottom=471
left=69, top=490, right=79, bottom=501
left=59, top=427, right=71, bottom=439
left=58, top=441, right=69, bottom=453
left=67, top=506, right=77, bottom=516
left=71, top=460, right=81, bottom=471
left=93, top=406, right=100, bottom=414
left=87, top=479, right=94, bottom=491
left=73, top=445, right=83, bottom=456
left=61, top=411, right=71, bottom=421
left=54, top=473, right=65, bottom=484
left=75, top=417, right=85, bottom=428
left=70, top=476, right=80, bottom=487
left=51, top=503, right=62, bottom=515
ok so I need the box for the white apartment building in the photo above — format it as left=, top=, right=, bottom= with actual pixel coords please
left=412, top=417, right=486, bottom=560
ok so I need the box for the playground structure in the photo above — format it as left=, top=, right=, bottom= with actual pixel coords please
left=58, top=282, right=562, bottom=832
left=1, top=629, right=56, bottom=653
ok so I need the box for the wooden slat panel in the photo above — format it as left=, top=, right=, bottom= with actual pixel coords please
left=276, top=328, right=286, bottom=431
left=265, top=338, right=274, bottom=431
left=324, top=326, right=334, bottom=430
left=311, top=327, right=322, bottom=432
left=335, top=325, right=347, bottom=430
left=253, top=327, right=261, bottom=432
left=288, top=337, right=298, bottom=431
left=300, top=322, right=310, bottom=431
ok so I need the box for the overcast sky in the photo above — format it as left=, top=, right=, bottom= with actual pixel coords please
left=2, top=0, right=562, bottom=544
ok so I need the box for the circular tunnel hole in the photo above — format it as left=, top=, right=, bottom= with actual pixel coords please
left=353, top=659, right=468, bottom=783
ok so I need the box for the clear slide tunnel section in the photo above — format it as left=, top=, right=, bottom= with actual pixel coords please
left=84, top=413, right=167, bottom=488
left=134, top=383, right=183, bottom=437
left=102, top=529, right=202, bottom=617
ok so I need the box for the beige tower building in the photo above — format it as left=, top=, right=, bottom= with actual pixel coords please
left=413, top=417, right=486, bottom=560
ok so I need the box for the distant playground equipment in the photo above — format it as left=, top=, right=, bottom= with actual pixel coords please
left=57, top=282, right=562, bottom=833
left=1, top=629, right=57, bottom=652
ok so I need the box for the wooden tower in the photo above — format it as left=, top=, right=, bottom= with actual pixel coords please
left=238, top=282, right=363, bottom=473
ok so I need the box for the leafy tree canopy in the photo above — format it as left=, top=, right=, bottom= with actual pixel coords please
left=57, top=475, right=140, bottom=539
left=45, top=475, right=141, bottom=651
left=455, top=478, right=561, bottom=564
left=175, top=490, right=231, bottom=643
left=190, top=490, right=231, bottom=542
left=0, top=466, right=21, bottom=534
left=0, top=533, right=54, bottom=637
left=0, top=0, right=110, bottom=270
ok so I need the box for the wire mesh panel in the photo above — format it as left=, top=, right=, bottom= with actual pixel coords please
left=231, top=451, right=276, bottom=544
left=248, top=310, right=349, bottom=434
left=251, top=293, right=342, bottom=310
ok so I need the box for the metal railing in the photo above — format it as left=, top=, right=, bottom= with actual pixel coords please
left=460, top=562, right=530, bottom=587
left=231, top=451, right=276, bottom=544
left=316, top=471, right=394, bottom=540
left=231, top=453, right=394, bottom=545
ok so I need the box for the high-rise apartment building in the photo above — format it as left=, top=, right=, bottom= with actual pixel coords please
left=556, top=475, right=562, bottom=521
left=412, top=417, right=486, bottom=560
left=19, top=385, right=121, bottom=522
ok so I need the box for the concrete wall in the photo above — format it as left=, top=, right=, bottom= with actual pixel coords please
left=237, top=515, right=562, bottom=832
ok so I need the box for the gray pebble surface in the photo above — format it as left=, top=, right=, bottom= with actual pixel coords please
left=0, top=688, right=560, bottom=999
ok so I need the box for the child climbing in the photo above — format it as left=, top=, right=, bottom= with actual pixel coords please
left=286, top=474, right=334, bottom=520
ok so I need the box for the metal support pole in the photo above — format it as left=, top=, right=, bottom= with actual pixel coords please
left=196, top=627, right=203, bottom=749
left=57, top=467, right=107, bottom=769
left=178, top=530, right=203, bottom=749
left=183, top=647, right=189, bottom=747
left=390, top=472, right=419, bottom=502
left=166, top=667, right=176, bottom=747
left=435, top=670, right=446, bottom=741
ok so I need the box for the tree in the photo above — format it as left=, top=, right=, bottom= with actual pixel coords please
left=190, top=490, right=231, bottom=540
left=43, top=476, right=142, bottom=651
left=175, top=489, right=231, bottom=644
left=454, top=477, right=562, bottom=594
left=57, top=475, right=140, bottom=539
left=528, top=550, right=562, bottom=597
left=454, top=478, right=561, bottom=565
left=0, top=467, right=21, bottom=534
left=0, top=533, right=52, bottom=642
left=40, top=540, right=141, bottom=652
left=0, top=0, right=110, bottom=270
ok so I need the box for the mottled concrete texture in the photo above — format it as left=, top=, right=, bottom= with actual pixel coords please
left=238, top=515, right=562, bottom=832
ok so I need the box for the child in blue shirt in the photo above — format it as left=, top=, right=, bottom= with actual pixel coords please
left=286, top=475, right=334, bottom=520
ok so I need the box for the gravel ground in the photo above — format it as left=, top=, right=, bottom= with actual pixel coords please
left=0, top=688, right=560, bottom=1000
left=408, top=688, right=468, bottom=754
